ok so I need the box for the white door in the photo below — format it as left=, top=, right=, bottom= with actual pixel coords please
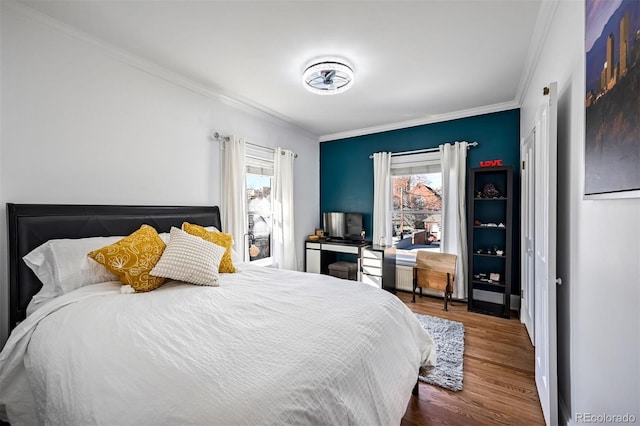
left=520, top=129, right=535, bottom=344
left=533, top=82, right=558, bottom=425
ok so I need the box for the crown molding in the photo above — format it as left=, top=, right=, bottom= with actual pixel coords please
left=318, top=100, right=519, bottom=142
left=5, top=1, right=318, bottom=141
left=515, top=0, right=560, bottom=105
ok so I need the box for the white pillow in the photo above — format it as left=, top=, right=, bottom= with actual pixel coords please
left=159, top=232, right=170, bottom=244
left=150, top=227, right=226, bottom=286
left=23, top=236, right=122, bottom=314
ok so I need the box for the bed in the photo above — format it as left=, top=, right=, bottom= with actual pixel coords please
left=0, top=204, right=435, bottom=426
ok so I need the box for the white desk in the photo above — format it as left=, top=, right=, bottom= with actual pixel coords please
left=305, top=240, right=367, bottom=280
left=305, top=240, right=396, bottom=292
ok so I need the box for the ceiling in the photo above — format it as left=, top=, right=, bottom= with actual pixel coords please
left=19, top=0, right=545, bottom=141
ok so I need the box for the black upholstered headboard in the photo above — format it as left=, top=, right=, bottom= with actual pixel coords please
left=7, top=204, right=222, bottom=329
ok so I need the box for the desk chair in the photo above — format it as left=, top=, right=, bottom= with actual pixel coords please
left=412, top=251, right=457, bottom=310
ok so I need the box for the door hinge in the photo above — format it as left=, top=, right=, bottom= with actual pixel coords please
left=521, top=289, right=524, bottom=297
left=522, top=160, right=526, bottom=170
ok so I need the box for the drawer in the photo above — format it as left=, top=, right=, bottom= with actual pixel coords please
left=362, top=249, right=382, bottom=260
left=362, top=265, right=382, bottom=276
left=321, top=244, right=359, bottom=254
left=361, top=274, right=382, bottom=288
left=362, top=257, right=382, bottom=268
left=306, top=242, right=321, bottom=249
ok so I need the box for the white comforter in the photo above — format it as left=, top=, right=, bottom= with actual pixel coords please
left=0, top=264, right=435, bottom=426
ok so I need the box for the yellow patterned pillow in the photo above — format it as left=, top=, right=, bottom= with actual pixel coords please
left=182, top=222, right=236, bottom=273
left=88, top=224, right=166, bottom=292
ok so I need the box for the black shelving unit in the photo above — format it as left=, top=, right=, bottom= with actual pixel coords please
left=467, top=166, right=513, bottom=318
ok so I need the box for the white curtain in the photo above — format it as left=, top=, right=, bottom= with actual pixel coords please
left=372, top=152, right=392, bottom=246
left=221, top=136, right=247, bottom=259
left=439, top=142, right=468, bottom=299
left=273, top=148, right=297, bottom=270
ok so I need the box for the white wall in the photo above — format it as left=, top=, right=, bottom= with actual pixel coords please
left=521, top=0, right=640, bottom=422
left=0, top=4, right=319, bottom=345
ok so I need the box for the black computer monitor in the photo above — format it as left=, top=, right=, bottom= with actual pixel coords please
left=344, top=213, right=363, bottom=240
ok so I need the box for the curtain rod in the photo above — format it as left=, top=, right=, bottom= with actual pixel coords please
left=368, top=141, right=478, bottom=159
left=212, top=131, right=298, bottom=158
left=211, top=131, right=230, bottom=142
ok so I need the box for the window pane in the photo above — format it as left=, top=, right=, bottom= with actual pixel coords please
left=248, top=213, right=272, bottom=261
left=246, top=173, right=273, bottom=262
left=246, top=174, right=272, bottom=212
left=391, top=173, right=442, bottom=246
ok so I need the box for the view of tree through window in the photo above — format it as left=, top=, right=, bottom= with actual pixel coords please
left=392, top=172, right=442, bottom=246
left=246, top=173, right=272, bottom=261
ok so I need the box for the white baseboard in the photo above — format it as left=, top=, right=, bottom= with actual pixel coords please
left=511, top=294, right=520, bottom=311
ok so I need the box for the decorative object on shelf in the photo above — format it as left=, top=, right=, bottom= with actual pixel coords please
left=475, top=247, right=505, bottom=256
left=378, top=236, right=386, bottom=246
left=481, top=183, right=500, bottom=198
left=360, top=229, right=366, bottom=242
left=315, top=228, right=324, bottom=237
left=490, top=272, right=501, bottom=282
left=302, top=59, right=354, bottom=95
left=474, top=219, right=482, bottom=226
left=308, top=234, right=319, bottom=241
left=498, top=223, right=505, bottom=228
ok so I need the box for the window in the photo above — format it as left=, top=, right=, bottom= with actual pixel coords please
left=390, top=152, right=443, bottom=248
left=245, top=144, right=274, bottom=262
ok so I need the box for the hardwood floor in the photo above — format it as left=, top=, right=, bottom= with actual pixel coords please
left=398, top=292, right=545, bottom=426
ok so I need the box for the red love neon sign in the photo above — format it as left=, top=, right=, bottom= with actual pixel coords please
left=479, top=159, right=503, bottom=167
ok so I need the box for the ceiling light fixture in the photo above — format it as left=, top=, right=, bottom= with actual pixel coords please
left=302, top=60, right=354, bottom=95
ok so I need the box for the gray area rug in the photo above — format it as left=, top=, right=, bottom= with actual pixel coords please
left=416, top=313, right=465, bottom=392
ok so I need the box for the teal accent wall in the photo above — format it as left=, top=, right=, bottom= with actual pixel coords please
left=320, top=108, right=521, bottom=294
left=320, top=109, right=520, bottom=229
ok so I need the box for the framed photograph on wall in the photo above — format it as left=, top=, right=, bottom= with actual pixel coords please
left=584, top=0, right=640, bottom=199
